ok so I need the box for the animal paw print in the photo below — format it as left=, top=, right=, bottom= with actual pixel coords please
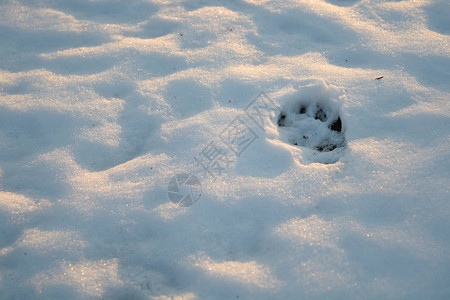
left=278, top=102, right=345, bottom=154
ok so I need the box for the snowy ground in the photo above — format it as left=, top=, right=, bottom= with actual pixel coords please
left=1, top=0, right=449, bottom=299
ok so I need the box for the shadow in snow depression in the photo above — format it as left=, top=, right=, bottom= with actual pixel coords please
left=0, top=25, right=109, bottom=73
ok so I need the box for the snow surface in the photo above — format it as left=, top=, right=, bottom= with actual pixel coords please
left=1, top=0, right=449, bottom=299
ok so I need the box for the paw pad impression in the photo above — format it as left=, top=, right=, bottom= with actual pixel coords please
left=277, top=82, right=346, bottom=163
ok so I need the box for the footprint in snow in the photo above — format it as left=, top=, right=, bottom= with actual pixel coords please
left=277, top=97, right=346, bottom=163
